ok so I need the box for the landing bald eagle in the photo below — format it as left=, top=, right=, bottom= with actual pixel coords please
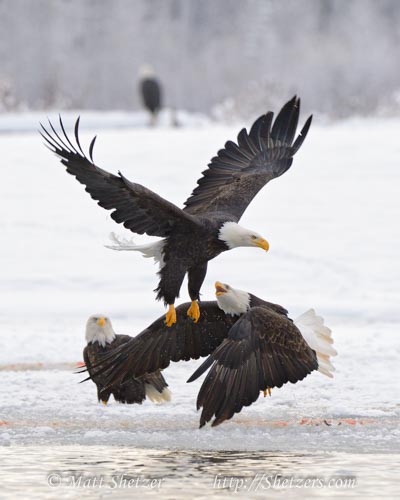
left=82, top=283, right=336, bottom=427
left=84, top=314, right=171, bottom=405
left=41, top=97, right=311, bottom=327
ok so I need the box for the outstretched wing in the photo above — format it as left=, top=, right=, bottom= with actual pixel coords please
left=189, top=306, right=318, bottom=427
left=80, top=301, right=238, bottom=388
left=41, top=117, right=199, bottom=237
left=184, top=97, right=312, bottom=221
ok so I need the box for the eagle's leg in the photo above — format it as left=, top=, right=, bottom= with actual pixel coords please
left=263, top=387, right=272, bottom=397
left=187, top=300, right=200, bottom=323
left=165, top=304, right=177, bottom=327
left=98, top=389, right=111, bottom=405
left=156, top=264, right=186, bottom=327
left=187, top=263, right=208, bottom=324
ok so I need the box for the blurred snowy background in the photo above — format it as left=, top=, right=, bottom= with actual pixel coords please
left=0, top=0, right=400, bottom=118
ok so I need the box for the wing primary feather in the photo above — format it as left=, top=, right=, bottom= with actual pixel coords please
left=59, top=114, right=80, bottom=155
left=47, top=118, right=72, bottom=153
left=39, top=131, right=58, bottom=152
left=283, top=97, right=300, bottom=146
left=271, top=95, right=297, bottom=144
left=74, top=367, right=89, bottom=374
left=260, top=111, right=273, bottom=144
left=187, top=355, right=214, bottom=383
left=39, top=124, right=62, bottom=151
left=74, top=116, right=87, bottom=157
left=237, top=129, right=258, bottom=155
left=89, top=136, right=97, bottom=163
left=292, top=115, right=313, bottom=154
left=249, top=115, right=264, bottom=149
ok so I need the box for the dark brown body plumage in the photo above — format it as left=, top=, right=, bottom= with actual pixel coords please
left=83, top=299, right=318, bottom=426
left=83, top=334, right=168, bottom=404
left=140, top=77, right=162, bottom=116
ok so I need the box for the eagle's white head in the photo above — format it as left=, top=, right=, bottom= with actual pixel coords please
left=215, top=281, right=251, bottom=316
left=218, top=222, right=269, bottom=251
left=139, top=64, right=156, bottom=78
left=85, top=314, right=116, bottom=347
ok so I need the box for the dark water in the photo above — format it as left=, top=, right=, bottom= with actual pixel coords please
left=1, top=446, right=399, bottom=499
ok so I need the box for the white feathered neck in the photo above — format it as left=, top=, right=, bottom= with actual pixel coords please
left=218, top=222, right=256, bottom=249
left=216, top=285, right=251, bottom=316
left=85, top=315, right=116, bottom=347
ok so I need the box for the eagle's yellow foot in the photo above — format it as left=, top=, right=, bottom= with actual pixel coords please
left=101, top=400, right=108, bottom=405
left=263, top=387, right=272, bottom=397
left=187, top=300, right=200, bottom=323
left=165, top=304, right=177, bottom=327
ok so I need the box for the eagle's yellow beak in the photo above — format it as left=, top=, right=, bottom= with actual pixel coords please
left=97, top=317, right=106, bottom=327
left=255, top=237, right=269, bottom=252
left=215, top=281, right=228, bottom=296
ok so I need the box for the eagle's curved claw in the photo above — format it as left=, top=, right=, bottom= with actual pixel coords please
left=187, top=300, right=200, bottom=323
left=165, top=304, right=177, bottom=327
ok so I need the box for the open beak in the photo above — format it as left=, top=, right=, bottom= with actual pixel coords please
left=255, top=237, right=269, bottom=252
left=215, top=281, right=228, bottom=296
left=97, top=317, right=106, bottom=327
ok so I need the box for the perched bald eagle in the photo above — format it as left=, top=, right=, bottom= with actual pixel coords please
left=41, top=97, right=311, bottom=327
left=84, top=314, right=171, bottom=405
left=138, top=65, right=162, bottom=126
left=82, top=283, right=336, bottom=427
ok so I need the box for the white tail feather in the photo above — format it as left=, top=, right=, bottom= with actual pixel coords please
left=105, top=233, right=165, bottom=268
left=145, top=384, right=172, bottom=403
left=295, top=309, right=337, bottom=378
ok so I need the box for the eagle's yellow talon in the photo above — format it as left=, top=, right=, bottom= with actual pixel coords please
left=187, top=300, right=200, bottom=323
left=263, top=387, right=272, bottom=397
left=165, top=304, right=177, bottom=327
left=101, top=400, right=108, bottom=405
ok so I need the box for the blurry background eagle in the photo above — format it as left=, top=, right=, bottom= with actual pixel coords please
left=138, top=65, right=163, bottom=126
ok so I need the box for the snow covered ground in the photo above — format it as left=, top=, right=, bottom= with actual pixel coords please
left=1, top=112, right=399, bottom=453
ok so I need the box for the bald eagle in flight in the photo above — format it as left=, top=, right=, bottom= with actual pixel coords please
left=84, top=314, right=171, bottom=405
left=41, top=97, right=311, bottom=327
left=82, top=282, right=336, bottom=427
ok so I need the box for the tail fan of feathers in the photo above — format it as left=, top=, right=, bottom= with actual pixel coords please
left=144, top=385, right=172, bottom=403
left=105, top=232, right=165, bottom=268
left=295, top=309, right=337, bottom=378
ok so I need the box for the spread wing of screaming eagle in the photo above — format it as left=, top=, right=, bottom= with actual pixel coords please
left=41, top=97, right=312, bottom=327
left=79, top=282, right=336, bottom=427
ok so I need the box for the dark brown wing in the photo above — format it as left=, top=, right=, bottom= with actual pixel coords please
left=84, top=342, right=116, bottom=402
left=112, top=378, right=146, bottom=404
left=142, top=370, right=169, bottom=393
left=83, top=343, right=109, bottom=393
left=40, top=117, right=199, bottom=237
left=82, top=301, right=238, bottom=389
left=83, top=346, right=92, bottom=374
left=184, top=97, right=312, bottom=221
left=190, top=306, right=318, bottom=427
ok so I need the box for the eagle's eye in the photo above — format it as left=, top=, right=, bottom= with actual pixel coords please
left=251, top=235, right=257, bottom=240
